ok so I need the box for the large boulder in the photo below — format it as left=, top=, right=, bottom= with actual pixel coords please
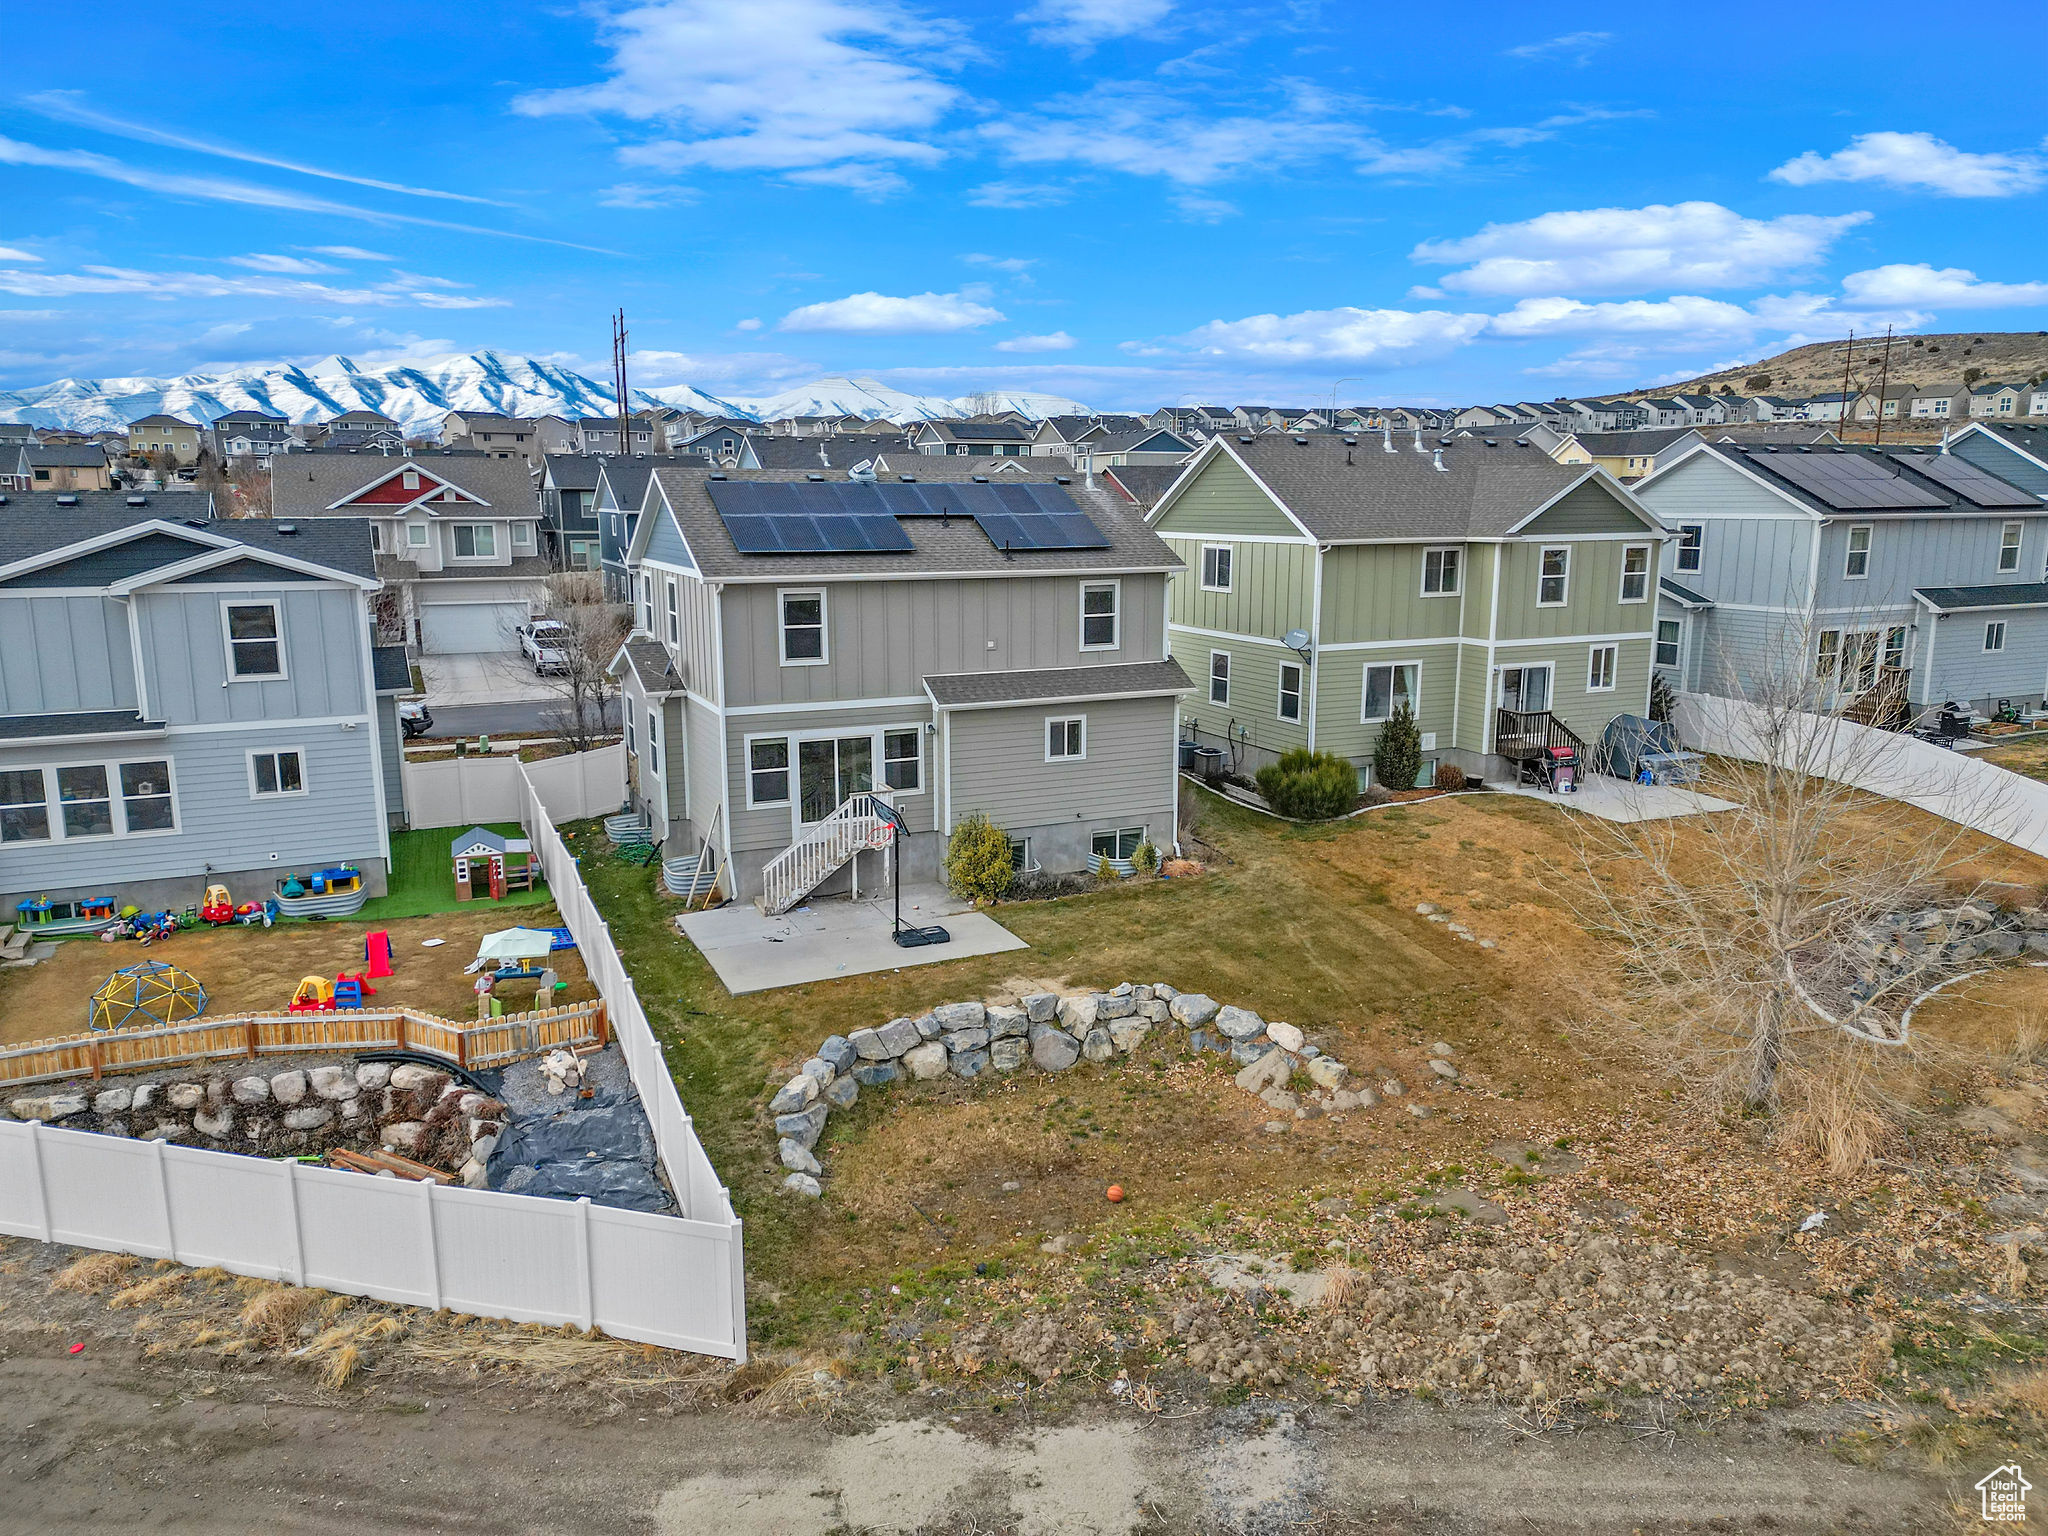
left=1235, top=1050, right=1293, bottom=1094
left=1305, top=1057, right=1347, bottom=1091
left=1081, top=1027, right=1115, bottom=1063
left=11, top=1094, right=88, bottom=1123
left=130, top=1084, right=157, bottom=1115
left=1021, top=992, right=1059, bottom=1023
left=784, top=1172, right=823, bottom=1199
left=903, top=1041, right=950, bottom=1081
left=166, top=1082, right=204, bottom=1110
left=284, top=1106, right=334, bottom=1132
left=775, top=1103, right=829, bottom=1149
left=1215, top=1006, right=1266, bottom=1041
left=1169, top=993, right=1219, bottom=1028
left=1137, top=999, right=1169, bottom=1023
left=231, top=1076, right=271, bottom=1106
left=92, top=1087, right=133, bottom=1116
left=778, top=1137, right=822, bottom=1176
left=1058, top=995, right=1099, bottom=1032
left=769, top=1075, right=819, bottom=1115
left=800, top=1056, right=835, bottom=1089
left=382, top=1120, right=427, bottom=1153
left=1266, top=1022, right=1304, bottom=1054
left=876, top=1017, right=922, bottom=1057
left=951, top=1047, right=992, bottom=1080
left=308, top=1065, right=359, bottom=1101
left=1095, top=994, right=1137, bottom=1021
left=852, top=1062, right=900, bottom=1088
left=991, top=1038, right=1028, bottom=1073
left=848, top=1026, right=888, bottom=1061
left=945, top=1026, right=991, bottom=1052
left=1108, top=1017, right=1151, bottom=1054
left=986, top=1006, right=1029, bottom=1039
left=192, top=1107, right=234, bottom=1139
left=268, top=1070, right=308, bottom=1106
left=818, top=1035, right=857, bottom=1073
left=1030, top=1023, right=1080, bottom=1072
left=823, top=1075, right=858, bottom=1110
left=353, top=1062, right=392, bottom=1091
left=1229, top=1038, right=1272, bottom=1066
left=933, top=1001, right=986, bottom=1032
left=389, top=1064, right=446, bottom=1093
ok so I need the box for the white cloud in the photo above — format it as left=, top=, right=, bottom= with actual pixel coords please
left=0, top=245, right=43, bottom=263
left=1485, top=294, right=1761, bottom=339
left=778, top=290, right=1005, bottom=333
left=410, top=293, right=512, bottom=309
left=734, top=317, right=763, bottom=331
left=21, top=92, right=512, bottom=206
left=1502, top=32, right=1610, bottom=65
left=1412, top=201, right=1868, bottom=297
left=966, top=181, right=1059, bottom=208
left=1018, top=0, right=1173, bottom=49
left=516, top=0, right=962, bottom=196
left=781, top=162, right=911, bottom=199
left=965, top=253, right=1036, bottom=275
left=1173, top=306, right=1490, bottom=364
left=1770, top=131, right=2047, bottom=198
left=995, top=331, right=1076, bottom=352
left=598, top=182, right=700, bottom=208
left=229, top=253, right=339, bottom=274
left=0, top=260, right=509, bottom=313
left=304, top=245, right=394, bottom=261
left=1837, top=263, right=2048, bottom=309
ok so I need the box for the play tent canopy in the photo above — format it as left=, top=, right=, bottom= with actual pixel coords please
left=469, top=927, right=558, bottom=970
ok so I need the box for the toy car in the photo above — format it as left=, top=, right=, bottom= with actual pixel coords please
left=517, top=619, right=571, bottom=676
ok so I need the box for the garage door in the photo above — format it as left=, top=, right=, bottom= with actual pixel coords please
left=419, top=601, right=529, bottom=654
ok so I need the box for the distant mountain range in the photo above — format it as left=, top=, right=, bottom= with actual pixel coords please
left=0, top=351, right=1090, bottom=436
left=1649, top=330, right=2048, bottom=400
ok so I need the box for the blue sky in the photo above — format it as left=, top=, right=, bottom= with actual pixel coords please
left=4, top=2, right=2046, bottom=409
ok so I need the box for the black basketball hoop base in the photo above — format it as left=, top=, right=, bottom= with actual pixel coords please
left=871, top=799, right=952, bottom=949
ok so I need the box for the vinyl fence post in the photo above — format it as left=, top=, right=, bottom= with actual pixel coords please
left=575, top=1197, right=594, bottom=1332
left=152, top=1137, right=177, bottom=1260
left=26, top=1121, right=52, bottom=1243
left=281, top=1159, right=306, bottom=1286
left=727, top=1215, right=748, bottom=1365
left=418, top=1178, right=443, bottom=1310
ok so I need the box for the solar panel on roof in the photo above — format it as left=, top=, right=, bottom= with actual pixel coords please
left=1890, top=452, right=2041, bottom=509
left=705, top=476, right=1110, bottom=554
left=1752, top=452, right=1947, bottom=511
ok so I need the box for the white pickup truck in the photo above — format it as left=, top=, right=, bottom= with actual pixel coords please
left=516, top=618, right=571, bottom=675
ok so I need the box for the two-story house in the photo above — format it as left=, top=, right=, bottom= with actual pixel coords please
left=15, top=443, right=112, bottom=492
left=1153, top=431, right=1669, bottom=787
left=272, top=452, right=549, bottom=655
left=0, top=494, right=408, bottom=920
left=1636, top=439, right=2048, bottom=718
left=609, top=460, right=1189, bottom=909
left=595, top=457, right=663, bottom=603
left=537, top=454, right=606, bottom=571
left=911, top=421, right=1033, bottom=457
left=577, top=415, right=661, bottom=455
left=1070, top=429, right=1195, bottom=474
left=127, top=414, right=203, bottom=465
left=443, top=411, right=545, bottom=465
left=1972, top=383, right=2029, bottom=420
left=317, top=410, right=405, bottom=452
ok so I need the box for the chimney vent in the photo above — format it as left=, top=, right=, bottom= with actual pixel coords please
left=1431, top=449, right=1447, bottom=473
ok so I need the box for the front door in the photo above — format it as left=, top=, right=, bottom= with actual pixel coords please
left=1499, top=664, right=1552, bottom=714
left=797, top=736, right=874, bottom=826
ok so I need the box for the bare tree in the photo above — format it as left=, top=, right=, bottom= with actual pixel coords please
left=1570, top=616, right=2018, bottom=1133
left=534, top=572, right=629, bottom=752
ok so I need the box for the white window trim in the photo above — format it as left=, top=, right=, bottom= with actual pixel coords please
left=512, top=521, right=535, bottom=553
left=5, top=757, right=184, bottom=843
left=881, top=725, right=926, bottom=797
left=1420, top=545, right=1462, bottom=598
left=1079, top=578, right=1121, bottom=652
left=1537, top=546, right=1571, bottom=607
left=1208, top=649, right=1230, bottom=706
left=665, top=577, right=680, bottom=647
left=645, top=709, right=661, bottom=777
left=405, top=521, right=428, bottom=548
left=1199, top=543, right=1234, bottom=593
left=1618, top=543, right=1651, bottom=604
left=246, top=746, right=309, bottom=800
left=1844, top=525, right=1872, bottom=580
left=1587, top=642, right=1619, bottom=693
left=450, top=522, right=500, bottom=562
left=1361, top=660, right=1421, bottom=724
left=743, top=733, right=794, bottom=807
left=1045, top=715, right=1087, bottom=762
left=778, top=587, right=829, bottom=667
left=1655, top=618, right=1683, bottom=669
left=1277, top=661, right=1303, bottom=723
left=220, top=598, right=287, bottom=682
left=1986, top=621, right=2008, bottom=653
left=1675, top=524, right=1703, bottom=573
left=1498, top=662, right=1555, bottom=714
left=2001, top=522, right=2023, bottom=574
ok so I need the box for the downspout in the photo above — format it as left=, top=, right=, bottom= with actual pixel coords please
left=1306, top=544, right=1327, bottom=749
left=710, top=582, right=731, bottom=874
left=1452, top=550, right=1469, bottom=750
left=355, top=586, right=393, bottom=868
left=1481, top=543, right=1504, bottom=755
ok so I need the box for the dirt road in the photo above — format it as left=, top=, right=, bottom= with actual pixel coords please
left=0, top=1339, right=1950, bottom=1535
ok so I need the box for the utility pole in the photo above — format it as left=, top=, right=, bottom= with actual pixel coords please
left=1838, top=331, right=1855, bottom=439
left=612, top=309, right=630, bottom=458
left=1872, top=326, right=1895, bottom=448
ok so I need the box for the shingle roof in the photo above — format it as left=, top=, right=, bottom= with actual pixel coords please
left=616, top=639, right=683, bottom=693
left=273, top=453, right=540, bottom=518
left=0, top=709, right=167, bottom=742
left=543, top=453, right=607, bottom=492
left=373, top=553, right=553, bottom=584
left=1101, top=464, right=1184, bottom=510
left=371, top=645, right=413, bottom=692
left=0, top=509, right=376, bottom=581
left=1571, top=428, right=1701, bottom=457
left=21, top=443, right=110, bottom=467
left=128, top=414, right=196, bottom=429
left=919, top=420, right=1032, bottom=443
left=1659, top=576, right=1714, bottom=609
left=645, top=461, right=1180, bottom=581
left=1085, top=430, right=1193, bottom=456
left=1914, top=581, right=2048, bottom=611
left=1193, top=434, right=1642, bottom=541
left=924, top=657, right=1192, bottom=708
left=329, top=410, right=399, bottom=425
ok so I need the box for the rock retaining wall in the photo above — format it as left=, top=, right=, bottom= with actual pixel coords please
left=771, top=982, right=1462, bottom=1196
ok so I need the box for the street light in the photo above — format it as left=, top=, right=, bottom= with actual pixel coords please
left=1328, top=377, right=1362, bottom=427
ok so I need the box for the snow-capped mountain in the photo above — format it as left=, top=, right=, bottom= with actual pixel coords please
left=0, top=355, right=1092, bottom=435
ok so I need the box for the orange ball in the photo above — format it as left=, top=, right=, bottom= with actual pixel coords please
left=1105, top=1184, right=1124, bottom=1203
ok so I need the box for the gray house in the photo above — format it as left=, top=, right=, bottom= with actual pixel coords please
left=0, top=495, right=407, bottom=918
left=1635, top=440, right=2048, bottom=716
left=609, top=460, right=1189, bottom=909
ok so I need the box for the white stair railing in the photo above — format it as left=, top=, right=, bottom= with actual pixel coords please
left=758, top=792, right=895, bottom=915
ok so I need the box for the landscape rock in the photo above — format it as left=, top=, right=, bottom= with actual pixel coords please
left=852, top=1062, right=900, bottom=1088
left=242, top=1117, right=273, bottom=1143
left=876, top=1018, right=921, bottom=1057
left=848, top=1026, right=888, bottom=1061
left=1108, top=1017, right=1151, bottom=1054
left=340, top=1098, right=367, bottom=1122
left=912, top=1013, right=942, bottom=1040
left=1382, top=1078, right=1406, bottom=1097
left=192, top=1107, right=234, bottom=1139
left=1431, top=1041, right=1454, bottom=1057
left=818, top=1035, right=857, bottom=1073
left=933, top=1001, right=986, bottom=1032
left=1096, top=994, right=1137, bottom=1021
left=1030, top=1023, right=1081, bottom=1072
left=1081, top=1027, right=1115, bottom=1063
left=769, top=1075, right=818, bottom=1115
left=1332, top=1087, right=1377, bottom=1111
left=784, top=1172, right=822, bottom=1198
left=951, top=1047, right=992, bottom=1080
left=131, top=1084, right=157, bottom=1114
left=903, top=1041, right=950, bottom=1080
left=1022, top=992, right=1059, bottom=1023
left=1229, top=1038, right=1272, bottom=1066
left=460, top=1159, right=488, bottom=1189
left=308, top=1065, right=359, bottom=1101
left=12, top=1094, right=88, bottom=1123
left=1188, top=1029, right=1222, bottom=1055
left=389, top=1064, right=445, bottom=1092
left=1407, top=1103, right=1433, bottom=1119
left=1058, top=994, right=1099, bottom=1032
left=991, top=1038, right=1028, bottom=1072
left=231, top=1076, right=271, bottom=1105
left=1236, top=1050, right=1293, bottom=1093
left=778, top=1137, right=822, bottom=1176
left=283, top=1106, right=334, bottom=1132
left=268, top=1070, right=308, bottom=1106
left=1416, top=902, right=1442, bottom=915
left=1262, top=1121, right=1289, bottom=1135
left=166, top=1082, right=204, bottom=1110
left=1266, top=1022, right=1304, bottom=1054
left=1170, top=993, right=1219, bottom=1027
left=1429, top=1059, right=1459, bottom=1080
left=946, top=1026, right=991, bottom=1052
left=92, top=1087, right=132, bottom=1115
left=353, top=1062, right=391, bottom=1090
left=1215, top=1006, right=1266, bottom=1041
left=383, top=1120, right=427, bottom=1153
left=1137, top=999, right=1169, bottom=1023
left=800, top=1056, right=835, bottom=1089
left=1305, top=1057, right=1347, bottom=1091
left=822, top=1075, right=859, bottom=1110
left=776, top=1104, right=829, bottom=1150
left=470, top=1133, right=499, bottom=1163
left=986, top=1006, right=1028, bottom=1039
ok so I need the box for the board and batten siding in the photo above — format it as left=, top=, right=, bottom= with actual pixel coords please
left=1925, top=607, right=2048, bottom=709
left=1637, top=452, right=1818, bottom=609
left=1490, top=636, right=1655, bottom=746
left=376, top=695, right=405, bottom=826
left=723, top=700, right=938, bottom=861
left=1163, top=537, right=1313, bottom=642
left=946, top=696, right=1175, bottom=844
left=0, top=594, right=137, bottom=715
left=1495, top=539, right=1659, bottom=642
left=1176, top=637, right=1309, bottom=766
left=1811, top=512, right=2048, bottom=612
left=642, top=567, right=718, bottom=703
left=684, top=696, right=724, bottom=846
left=1313, top=640, right=1465, bottom=766
left=1518, top=478, right=1652, bottom=538
left=1317, top=544, right=1467, bottom=646
left=719, top=573, right=1167, bottom=707
left=136, top=586, right=371, bottom=724
left=1954, top=435, right=2048, bottom=498
left=1150, top=453, right=1299, bottom=537
left=0, top=722, right=385, bottom=903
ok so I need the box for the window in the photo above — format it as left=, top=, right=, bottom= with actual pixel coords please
left=1656, top=619, right=1682, bottom=668
left=1008, top=836, right=1036, bottom=873
left=1091, top=826, right=1146, bottom=862
left=120, top=760, right=174, bottom=833
left=0, top=768, right=49, bottom=843
left=1884, top=626, right=1908, bottom=671
left=883, top=729, right=922, bottom=792
left=1675, top=524, right=1703, bottom=572
left=406, top=522, right=428, bottom=547
left=568, top=538, right=597, bottom=570
left=1199, top=544, right=1233, bottom=592
left=1422, top=546, right=1461, bottom=596
left=2001, top=522, right=2024, bottom=574
left=1537, top=547, right=1570, bottom=606
left=369, top=523, right=383, bottom=552
left=645, top=710, right=661, bottom=774
left=512, top=522, right=535, bottom=553
left=1046, top=716, right=1086, bottom=760
left=1362, top=662, right=1418, bottom=723
left=665, top=578, right=679, bottom=646
left=1619, top=544, right=1650, bottom=603
left=1208, top=650, right=1230, bottom=705
left=779, top=590, right=826, bottom=664
left=56, top=765, right=113, bottom=837
left=1815, top=629, right=1841, bottom=683
left=223, top=601, right=282, bottom=678
left=1080, top=581, right=1120, bottom=650
left=249, top=750, right=305, bottom=797
left=740, top=739, right=788, bottom=806
left=1278, top=662, right=1303, bottom=722
left=625, top=712, right=635, bottom=755
left=453, top=524, right=497, bottom=559
left=401, top=469, right=419, bottom=491
left=1588, top=644, right=1618, bottom=692
left=1844, top=525, right=1871, bottom=579
left=1987, top=621, right=2008, bottom=653
left=639, top=575, right=654, bottom=634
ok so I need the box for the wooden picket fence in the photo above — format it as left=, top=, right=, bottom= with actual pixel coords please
left=0, top=1000, right=607, bottom=1089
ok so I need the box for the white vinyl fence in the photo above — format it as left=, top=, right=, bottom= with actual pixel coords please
left=0, top=754, right=747, bottom=1360
left=1674, top=690, right=2048, bottom=860
left=402, top=742, right=625, bottom=831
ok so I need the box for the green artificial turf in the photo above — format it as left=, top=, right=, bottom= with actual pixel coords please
left=351, top=822, right=556, bottom=922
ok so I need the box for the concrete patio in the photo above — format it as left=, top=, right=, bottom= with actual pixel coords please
left=1499, top=772, right=1737, bottom=823
left=676, top=883, right=1028, bottom=995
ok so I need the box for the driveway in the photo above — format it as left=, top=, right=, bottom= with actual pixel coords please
left=418, top=650, right=557, bottom=707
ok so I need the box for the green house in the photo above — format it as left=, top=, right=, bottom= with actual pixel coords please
left=1149, top=432, right=1670, bottom=786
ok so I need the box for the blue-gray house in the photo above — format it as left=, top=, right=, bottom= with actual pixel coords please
left=0, top=494, right=408, bottom=919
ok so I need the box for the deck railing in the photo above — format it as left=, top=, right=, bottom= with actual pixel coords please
left=1493, top=708, right=1589, bottom=761
left=757, top=792, right=896, bottom=916
left=1844, top=666, right=1912, bottom=730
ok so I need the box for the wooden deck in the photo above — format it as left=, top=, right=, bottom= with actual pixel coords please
left=1494, top=708, right=1590, bottom=763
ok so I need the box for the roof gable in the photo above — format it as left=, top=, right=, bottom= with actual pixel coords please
left=1149, top=439, right=1311, bottom=540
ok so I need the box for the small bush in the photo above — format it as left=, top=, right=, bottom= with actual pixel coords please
left=1361, top=784, right=1395, bottom=807
left=1373, top=700, right=1423, bottom=793
left=1433, top=760, right=1467, bottom=791
left=1131, top=840, right=1158, bottom=874
left=1253, top=748, right=1358, bottom=820
left=1095, top=853, right=1118, bottom=880
left=943, top=812, right=1014, bottom=905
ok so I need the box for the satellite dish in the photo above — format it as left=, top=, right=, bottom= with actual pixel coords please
left=1282, top=629, right=1311, bottom=651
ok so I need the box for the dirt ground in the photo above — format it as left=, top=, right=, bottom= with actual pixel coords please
left=0, top=908, right=595, bottom=1045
